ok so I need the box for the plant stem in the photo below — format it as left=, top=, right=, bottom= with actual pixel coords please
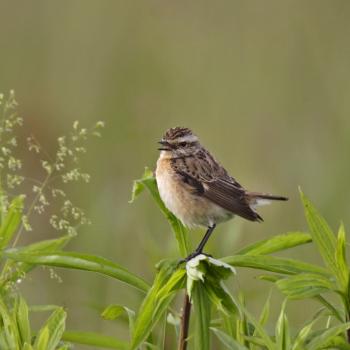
left=347, top=311, right=350, bottom=343
left=178, top=292, right=191, bottom=350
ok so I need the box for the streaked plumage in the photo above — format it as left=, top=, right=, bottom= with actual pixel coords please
left=156, top=127, right=287, bottom=229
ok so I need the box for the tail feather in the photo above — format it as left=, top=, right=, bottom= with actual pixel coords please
left=246, top=191, right=288, bottom=201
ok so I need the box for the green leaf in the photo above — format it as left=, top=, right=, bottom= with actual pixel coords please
left=193, top=282, right=211, bottom=350
left=203, top=281, right=238, bottom=316
left=291, top=317, right=319, bottom=350
left=256, top=291, right=271, bottom=331
left=222, top=254, right=330, bottom=277
left=15, top=295, right=31, bottom=346
left=33, top=308, right=66, bottom=350
left=275, top=300, right=291, bottom=350
left=314, top=295, right=344, bottom=322
left=211, top=327, right=249, bottom=350
left=300, top=190, right=338, bottom=275
left=236, top=232, right=312, bottom=256
left=62, top=331, right=128, bottom=349
left=1, top=234, right=72, bottom=285
left=34, top=327, right=49, bottom=350
left=0, top=297, right=20, bottom=350
left=185, top=255, right=235, bottom=298
left=131, top=260, right=185, bottom=349
left=101, top=304, right=135, bottom=335
left=276, top=273, right=335, bottom=299
left=4, top=251, right=150, bottom=293
left=0, top=195, right=24, bottom=250
left=130, top=168, right=190, bottom=257
left=307, top=323, right=350, bottom=350
left=336, top=223, right=349, bottom=291
left=22, top=343, right=33, bottom=350
left=237, top=300, right=276, bottom=350
left=101, top=305, right=125, bottom=320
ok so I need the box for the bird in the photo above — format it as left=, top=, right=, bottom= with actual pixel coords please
left=155, top=127, right=288, bottom=261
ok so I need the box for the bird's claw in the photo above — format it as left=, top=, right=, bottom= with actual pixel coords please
left=177, top=251, right=213, bottom=267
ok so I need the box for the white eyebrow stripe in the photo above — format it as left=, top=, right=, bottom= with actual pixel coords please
left=169, top=135, right=198, bottom=143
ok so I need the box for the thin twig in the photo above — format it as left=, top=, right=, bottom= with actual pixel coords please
left=178, top=291, right=191, bottom=350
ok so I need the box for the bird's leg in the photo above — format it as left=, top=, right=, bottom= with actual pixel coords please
left=181, top=224, right=217, bottom=263
left=195, top=223, right=216, bottom=255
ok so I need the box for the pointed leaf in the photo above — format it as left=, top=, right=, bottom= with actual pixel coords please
left=0, top=195, right=24, bottom=250
left=34, top=327, right=49, bottom=350
left=15, top=295, right=31, bottom=345
left=0, top=297, right=20, bottom=350
left=193, top=282, right=211, bottom=350
left=237, top=300, right=276, bottom=350
left=292, top=317, right=319, bottom=350
left=34, top=308, right=66, bottom=350
left=222, top=255, right=330, bottom=277
left=211, top=327, right=249, bottom=350
left=4, top=251, right=150, bottom=292
left=131, top=168, right=190, bottom=257
left=256, top=291, right=271, bottom=330
left=300, top=190, right=337, bottom=274
left=2, top=234, right=72, bottom=285
left=276, top=273, right=335, bottom=299
left=336, top=223, right=349, bottom=290
left=275, top=300, right=291, bottom=350
left=236, top=232, right=311, bottom=256
left=101, top=304, right=135, bottom=334
left=62, top=331, right=128, bottom=349
left=131, top=260, right=185, bottom=349
left=307, top=323, right=350, bottom=350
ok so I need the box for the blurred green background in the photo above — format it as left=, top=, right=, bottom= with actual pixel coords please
left=1, top=0, right=350, bottom=347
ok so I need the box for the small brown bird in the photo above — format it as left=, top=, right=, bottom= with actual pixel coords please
left=155, top=127, right=288, bottom=260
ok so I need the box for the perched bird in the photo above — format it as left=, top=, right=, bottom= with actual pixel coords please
left=155, top=127, right=288, bottom=260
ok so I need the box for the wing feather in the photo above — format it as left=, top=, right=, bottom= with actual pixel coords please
left=173, top=154, right=262, bottom=222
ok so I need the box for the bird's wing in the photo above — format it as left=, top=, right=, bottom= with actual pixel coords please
left=172, top=151, right=262, bottom=222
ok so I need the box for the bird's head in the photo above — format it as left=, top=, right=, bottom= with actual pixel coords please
left=158, top=127, right=200, bottom=157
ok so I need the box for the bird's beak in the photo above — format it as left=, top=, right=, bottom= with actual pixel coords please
left=158, top=140, right=171, bottom=151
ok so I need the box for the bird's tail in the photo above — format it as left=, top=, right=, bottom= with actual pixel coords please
left=246, top=191, right=288, bottom=207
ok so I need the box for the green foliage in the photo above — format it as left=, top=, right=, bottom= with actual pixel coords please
left=2, top=91, right=350, bottom=349
left=0, top=91, right=129, bottom=349
left=4, top=250, right=150, bottom=293
left=127, top=173, right=350, bottom=349
left=62, top=331, right=129, bottom=349
left=0, top=195, right=24, bottom=250
left=130, top=260, right=185, bottom=349
left=130, top=167, right=190, bottom=257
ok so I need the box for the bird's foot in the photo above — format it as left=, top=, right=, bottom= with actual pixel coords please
left=178, top=250, right=212, bottom=266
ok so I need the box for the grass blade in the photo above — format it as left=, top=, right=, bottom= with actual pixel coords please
left=4, top=251, right=150, bottom=292
left=62, top=331, right=128, bottom=349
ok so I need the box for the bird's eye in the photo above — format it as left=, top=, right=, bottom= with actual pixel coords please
left=179, top=142, right=187, bottom=147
